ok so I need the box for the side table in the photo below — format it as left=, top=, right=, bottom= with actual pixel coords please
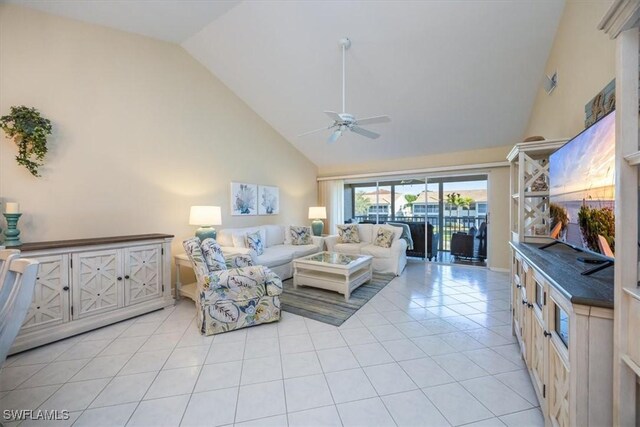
left=174, top=253, right=198, bottom=302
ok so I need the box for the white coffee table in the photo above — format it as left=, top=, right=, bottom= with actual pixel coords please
left=293, top=252, right=373, bottom=301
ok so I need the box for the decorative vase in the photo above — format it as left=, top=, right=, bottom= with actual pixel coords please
left=3, top=213, right=22, bottom=247
left=311, top=219, right=324, bottom=236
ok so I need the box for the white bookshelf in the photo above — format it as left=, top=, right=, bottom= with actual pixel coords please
left=598, top=1, right=640, bottom=424
left=507, top=139, right=568, bottom=245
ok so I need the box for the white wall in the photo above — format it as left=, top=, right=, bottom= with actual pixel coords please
left=0, top=5, right=318, bottom=256
left=525, top=0, right=615, bottom=138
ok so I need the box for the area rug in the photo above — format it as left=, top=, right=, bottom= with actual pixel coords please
left=280, top=273, right=396, bottom=326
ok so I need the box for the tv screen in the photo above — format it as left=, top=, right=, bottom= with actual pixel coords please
left=549, top=110, right=615, bottom=259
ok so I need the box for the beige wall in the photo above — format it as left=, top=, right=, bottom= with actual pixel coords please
left=525, top=0, right=615, bottom=139
left=319, top=146, right=512, bottom=270
left=0, top=5, right=317, bottom=256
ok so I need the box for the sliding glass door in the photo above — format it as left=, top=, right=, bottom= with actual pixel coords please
left=343, top=175, right=488, bottom=265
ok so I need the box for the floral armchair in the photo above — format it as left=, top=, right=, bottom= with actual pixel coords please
left=183, top=237, right=282, bottom=335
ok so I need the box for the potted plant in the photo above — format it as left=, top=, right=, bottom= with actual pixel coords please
left=0, top=106, right=52, bottom=177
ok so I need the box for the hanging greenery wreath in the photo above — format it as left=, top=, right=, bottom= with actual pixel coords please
left=0, top=105, right=52, bottom=177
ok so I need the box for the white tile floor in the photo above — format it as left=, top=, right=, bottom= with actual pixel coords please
left=0, top=260, right=543, bottom=427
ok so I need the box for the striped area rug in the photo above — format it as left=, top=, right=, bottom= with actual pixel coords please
left=280, top=273, right=396, bottom=326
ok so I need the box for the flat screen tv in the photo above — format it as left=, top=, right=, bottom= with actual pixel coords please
left=548, top=110, right=615, bottom=260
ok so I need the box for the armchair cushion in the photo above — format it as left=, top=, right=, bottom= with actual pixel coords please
left=201, top=238, right=227, bottom=271
left=225, top=253, right=254, bottom=268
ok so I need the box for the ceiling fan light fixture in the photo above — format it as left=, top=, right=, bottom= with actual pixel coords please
left=298, top=37, right=391, bottom=144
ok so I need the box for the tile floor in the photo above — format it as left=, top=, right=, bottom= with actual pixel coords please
left=0, top=260, right=543, bottom=427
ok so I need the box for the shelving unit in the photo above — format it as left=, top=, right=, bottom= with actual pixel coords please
left=598, top=1, right=640, bottom=424
left=507, top=139, right=568, bottom=244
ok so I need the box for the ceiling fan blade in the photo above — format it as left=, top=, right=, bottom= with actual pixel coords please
left=324, top=111, right=343, bottom=122
left=297, top=125, right=333, bottom=138
left=327, top=129, right=342, bottom=144
left=355, top=115, right=391, bottom=126
left=350, top=126, right=380, bottom=139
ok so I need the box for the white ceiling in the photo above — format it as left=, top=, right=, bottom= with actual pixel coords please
left=9, top=0, right=565, bottom=168
left=6, top=0, right=240, bottom=43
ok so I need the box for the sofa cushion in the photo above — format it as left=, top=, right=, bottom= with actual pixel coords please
left=255, top=246, right=294, bottom=268
left=245, top=231, right=264, bottom=256
left=290, top=226, right=313, bottom=245
left=263, top=225, right=284, bottom=248
left=373, top=228, right=395, bottom=248
left=372, top=224, right=402, bottom=243
left=358, top=224, right=374, bottom=243
left=361, top=244, right=393, bottom=259
left=281, top=244, right=318, bottom=258
left=337, top=224, right=360, bottom=243
left=333, top=242, right=368, bottom=255
left=229, top=228, right=266, bottom=248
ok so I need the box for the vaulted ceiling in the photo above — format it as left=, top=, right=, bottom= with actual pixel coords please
left=10, top=1, right=565, bottom=168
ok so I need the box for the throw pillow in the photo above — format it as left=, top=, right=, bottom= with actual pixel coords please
left=200, top=238, right=227, bottom=271
left=337, top=224, right=361, bottom=243
left=374, top=228, right=395, bottom=248
left=290, top=226, right=312, bottom=245
left=245, top=231, right=264, bottom=255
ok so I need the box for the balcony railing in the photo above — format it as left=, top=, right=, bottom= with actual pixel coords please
left=351, top=214, right=487, bottom=251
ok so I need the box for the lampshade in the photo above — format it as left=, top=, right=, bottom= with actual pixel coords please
left=189, top=206, right=222, bottom=226
left=308, top=206, right=327, bottom=219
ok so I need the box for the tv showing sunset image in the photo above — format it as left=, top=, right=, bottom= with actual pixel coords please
left=549, top=111, right=615, bottom=258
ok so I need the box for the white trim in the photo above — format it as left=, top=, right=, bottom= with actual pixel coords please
left=317, top=161, right=509, bottom=181
left=598, top=0, right=640, bottom=39
left=489, top=267, right=510, bottom=273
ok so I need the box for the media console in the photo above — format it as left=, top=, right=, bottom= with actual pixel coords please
left=510, top=242, right=613, bottom=427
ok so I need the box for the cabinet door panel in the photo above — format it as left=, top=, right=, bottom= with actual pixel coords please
left=530, top=310, right=546, bottom=403
left=72, top=250, right=121, bottom=319
left=549, top=340, right=570, bottom=427
left=124, top=245, right=162, bottom=306
left=21, top=255, right=70, bottom=331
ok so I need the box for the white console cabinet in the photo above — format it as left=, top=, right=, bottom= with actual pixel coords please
left=9, top=234, right=173, bottom=354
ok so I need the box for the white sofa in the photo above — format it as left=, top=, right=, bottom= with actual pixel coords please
left=325, top=224, right=407, bottom=276
left=217, top=225, right=323, bottom=280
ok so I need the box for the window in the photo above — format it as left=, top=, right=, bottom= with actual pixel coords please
left=476, top=203, right=487, bottom=215
left=412, top=204, right=426, bottom=214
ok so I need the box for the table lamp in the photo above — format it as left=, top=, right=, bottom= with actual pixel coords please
left=189, top=206, right=222, bottom=241
left=308, top=206, right=327, bottom=236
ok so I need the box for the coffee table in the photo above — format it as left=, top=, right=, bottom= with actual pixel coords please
left=293, top=252, right=373, bottom=301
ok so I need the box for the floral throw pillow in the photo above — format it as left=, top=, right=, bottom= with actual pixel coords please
left=245, top=231, right=264, bottom=256
left=337, top=224, right=360, bottom=243
left=374, top=228, right=395, bottom=248
left=201, top=238, right=227, bottom=271
left=290, top=226, right=312, bottom=245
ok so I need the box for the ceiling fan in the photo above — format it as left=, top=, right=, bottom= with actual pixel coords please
left=298, top=37, right=391, bottom=144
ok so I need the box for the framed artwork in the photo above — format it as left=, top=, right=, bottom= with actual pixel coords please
left=258, top=185, right=280, bottom=215
left=230, top=182, right=257, bottom=216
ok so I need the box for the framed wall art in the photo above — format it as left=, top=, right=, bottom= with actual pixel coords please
left=258, top=185, right=279, bottom=215
left=230, top=182, right=257, bottom=216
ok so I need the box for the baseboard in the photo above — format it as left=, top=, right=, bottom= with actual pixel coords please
left=489, top=267, right=510, bottom=273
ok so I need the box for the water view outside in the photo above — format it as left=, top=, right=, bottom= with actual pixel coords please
left=549, top=111, right=615, bottom=255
